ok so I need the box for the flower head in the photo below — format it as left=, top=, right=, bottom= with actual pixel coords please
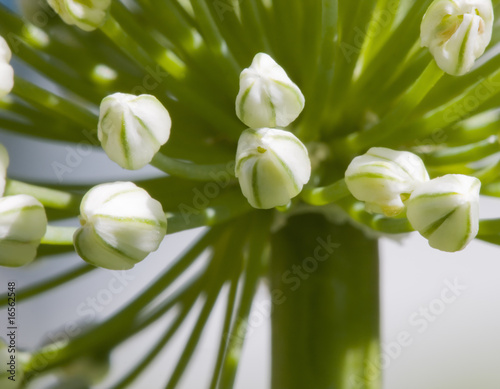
left=0, top=35, right=14, bottom=98
left=236, top=53, right=305, bottom=128
left=407, top=174, right=480, bottom=252
left=345, top=147, right=430, bottom=216
left=98, top=93, right=172, bottom=170
left=421, top=0, right=494, bottom=76
left=235, top=128, right=311, bottom=209
left=74, top=182, right=167, bottom=270
left=0, top=195, right=48, bottom=267
left=47, top=0, right=111, bottom=31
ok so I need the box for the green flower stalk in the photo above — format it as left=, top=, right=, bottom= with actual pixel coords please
left=0, top=143, right=8, bottom=196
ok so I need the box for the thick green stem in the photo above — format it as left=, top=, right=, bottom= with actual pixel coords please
left=40, top=226, right=78, bottom=245
left=270, top=213, right=381, bottom=389
left=151, top=154, right=235, bottom=181
left=5, top=180, right=81, bottom=211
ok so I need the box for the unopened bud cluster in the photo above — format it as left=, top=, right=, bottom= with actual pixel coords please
left=235, top=53, right=311, bottom=209
left=345, top=147, right=480, bottom=252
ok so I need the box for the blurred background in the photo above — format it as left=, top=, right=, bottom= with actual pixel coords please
left=1, top=1, right=500, bottom=388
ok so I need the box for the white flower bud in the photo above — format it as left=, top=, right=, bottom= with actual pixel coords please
left=235, top=128, right=311, bottom=209
left=0, top=143, right=9, bottom=196
left=74, top=182, right=167, bottom=270
left=236, top=53, right=305, bottom=128
left=98, top=93, right=172, bottom=170
left=345, top=147, right=430, bottom=217
left=0, top=195, right=48, bottom=267
left=47, top=0, right=111, bottom=32
left=0, top=36, right=14, bottom=98
left=421, top=0, right=494, bottom=76
left=407, top=174, right=480, bottom=252
left=1, top=339, right=24, bottom=389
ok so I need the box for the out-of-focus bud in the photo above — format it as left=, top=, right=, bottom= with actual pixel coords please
left=345, top=147, right=430, bottom=217
left=0, top=195, right=48, bottom=267
left=0, top=36, right=14, bottom=98
left=406, top=174, right=480, bottom=252
left=236, top=53, right=305, bottom=128
left=98, top=93, right=172, bottom=170
left=235, top=128, right=311, bottom=209
left=74, top=182, right=167, bottom=270
left=0, top=143, right=8, bottom=196
left=421, top=0, right=494, bottom=76
left=47, top=0, right=111, bottom=31
left=54, top=353, right=110, bottom=388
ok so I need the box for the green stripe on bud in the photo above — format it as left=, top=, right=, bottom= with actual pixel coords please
left=236, top=53, right=305, bottom=128
left=421, top=0, right=494, bottom=76
left=47, top=0, right=111, bottom=32
left=0, top=195, right=48, bottom=267
left=74, top=182, right=167, bottom=270
left=0, top=36, right=14, bottom=98
left=345, top=147, right=430, bottom=217
left=98, top=93, right=172, bottom=170
left=407, top=174, right=480, bottom=252
left=235, top=128, right=311, bottom=209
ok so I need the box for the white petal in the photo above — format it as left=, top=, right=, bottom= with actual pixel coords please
left=421, top=0, right=494, bottom=76
left=236, top=53, right=305, bottom=128
left=345, top=147, right=429, bottom=216
left=76, top=182, right=167, bottom=269
left=98, top=93, right=171, bottom=170
left=407, top=174, right=480, bottom=252
left=0, top=195, right=47, bottom=267
left=236, top=128, right=311, bottom=209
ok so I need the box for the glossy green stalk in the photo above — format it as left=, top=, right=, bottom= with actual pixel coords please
left=270, top=213, right=381, bottom=389
left=5, top=179, right=81, bottom=211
